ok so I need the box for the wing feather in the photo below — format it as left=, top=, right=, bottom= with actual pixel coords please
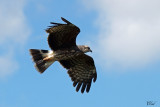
left=46, top=17, right=80, bottom=51
left=59, top=54, right=97, bottom=93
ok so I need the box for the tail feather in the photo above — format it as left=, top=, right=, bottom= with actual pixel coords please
left=29, top=49, right=55, bottom=73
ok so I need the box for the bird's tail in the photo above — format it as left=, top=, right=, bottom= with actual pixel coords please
left=29, top=49, right=55, bottom=73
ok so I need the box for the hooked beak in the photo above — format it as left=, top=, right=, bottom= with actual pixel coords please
left=89, top=49, right=92, bottom=53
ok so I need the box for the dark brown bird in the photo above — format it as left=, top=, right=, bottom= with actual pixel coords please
left=29, top=17, right=97, bottom=93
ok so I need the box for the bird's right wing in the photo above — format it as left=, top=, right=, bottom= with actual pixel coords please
left=59, top=54, right=97, bottom=93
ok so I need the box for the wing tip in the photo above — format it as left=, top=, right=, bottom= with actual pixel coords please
left=61, top=17, right=72, bottom=24
left=93, top=73, right=97, bottom=82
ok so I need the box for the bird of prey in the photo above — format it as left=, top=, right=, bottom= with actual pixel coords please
left=29, top=17, right=97, bottom=93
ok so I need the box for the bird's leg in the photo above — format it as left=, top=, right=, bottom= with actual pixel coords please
left=43, top=51, right=55, bottom=61
left=43, top=56, right=54, bottom=61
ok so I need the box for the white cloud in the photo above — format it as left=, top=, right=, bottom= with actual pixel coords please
left=0, top=0, right=30, bottom=45
left=83, top=0, right=160, bottom=67
left=0, top=53, right=18, bottom=79
left=0, top=0, right=30, bottom=78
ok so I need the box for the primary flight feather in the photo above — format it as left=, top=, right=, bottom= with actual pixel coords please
left=29, top=17, right=97, bottom=93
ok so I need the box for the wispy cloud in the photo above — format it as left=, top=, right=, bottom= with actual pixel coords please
left=83, top=0, right=160, bottom=68
left=0, top=53, right=18, bottom=79
left=0, top=0, right=30, bottom=78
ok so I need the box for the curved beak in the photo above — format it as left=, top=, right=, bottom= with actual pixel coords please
left=89, top=49, right=92, bottom=53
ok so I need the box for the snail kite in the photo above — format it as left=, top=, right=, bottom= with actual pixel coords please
left=29, top=17, right=97, bottom=93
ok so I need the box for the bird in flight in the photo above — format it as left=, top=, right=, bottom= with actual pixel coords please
left=29, top=17, right=97, bottom=93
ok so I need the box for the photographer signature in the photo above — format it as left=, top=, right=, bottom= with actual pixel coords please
left=147, top=101, right=157, bottom=106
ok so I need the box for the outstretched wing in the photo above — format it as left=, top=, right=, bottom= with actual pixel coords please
left=46, top=17, right=80, bottom=51
left=59, top=54, right=97, bottom=93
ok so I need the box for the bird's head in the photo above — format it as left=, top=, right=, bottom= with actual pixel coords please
left=78, top=45, right=92, bottom=53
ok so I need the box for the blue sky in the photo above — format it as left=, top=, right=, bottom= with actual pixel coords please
left=0, top=0, right=160, bottom=107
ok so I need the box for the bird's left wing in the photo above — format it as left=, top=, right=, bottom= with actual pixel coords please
left=59, top=54, right=97, bottom=93
left=46, top=17, right=80, bottom=51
